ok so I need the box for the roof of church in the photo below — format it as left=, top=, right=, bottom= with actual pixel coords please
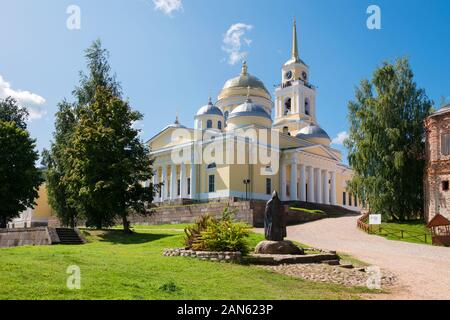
left=196, top=99, right=223, bottom=117
left=296, top=124, right=331, bottom=140
left=221, top=61, right=270, bottom=95
left=228, top=98, right=271, bottom=120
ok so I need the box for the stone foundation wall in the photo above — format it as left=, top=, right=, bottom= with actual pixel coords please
left=252, top=203, right=327, bottom=228
left=0, top=227, right=52, bottom=248
left=128, top=201, right=256, bottom=226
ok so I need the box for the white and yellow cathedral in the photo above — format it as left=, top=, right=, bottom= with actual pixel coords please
left=148, top=21, right=360, bottom=211
left=9, top=21, right=360, bottom=228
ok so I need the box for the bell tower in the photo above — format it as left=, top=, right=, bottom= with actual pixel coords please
left=274, top=19, right=317, bottom=136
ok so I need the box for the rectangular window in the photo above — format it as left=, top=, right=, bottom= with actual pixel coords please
left=208, top=175, right=215, bottom=193
left=177, top=179, right=181, bottom=196
left=354, top=195, right=358, bottom=207
left=343, top=192, right=346, bottom=205
left=443, top=181, right=450, bottom=191
left=349, top=193, right=352, bottom=206
left=442, top=134, right=450, bottom=156
left=187, top=178, right=191, bottom=195
left=266, top=178, right=272, bottom=195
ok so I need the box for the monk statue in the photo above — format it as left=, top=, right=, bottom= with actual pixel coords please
left=264, top=191, right=287, bottom=241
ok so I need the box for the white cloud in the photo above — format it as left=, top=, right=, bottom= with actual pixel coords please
left=153, top=0, right=183, bottom=16
left=222, top=23, right=254, bottom=65
left=0, top=74, right=47, bottom=120
left=332, top=131, right=349, bottom=145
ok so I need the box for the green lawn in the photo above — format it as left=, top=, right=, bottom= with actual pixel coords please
left=371, top=220, right=432, bottom=245
left=0, top=228, right=373, bottom=300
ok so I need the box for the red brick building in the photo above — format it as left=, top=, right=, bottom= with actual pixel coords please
left=424, top=104, right=450, bottom=222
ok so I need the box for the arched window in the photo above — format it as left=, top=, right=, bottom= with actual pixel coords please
left=284, top=98, right=292, bottom=116
left=224, top=111, right=229, bottom=122
left=305, top=98, right=310, bottom=116
left=206, top=119, right=213, bottom=129
left=218, top=121, right=222, bottom=130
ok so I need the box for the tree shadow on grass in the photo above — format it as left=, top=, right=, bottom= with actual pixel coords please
left=91, top=229, right=175, bottom=245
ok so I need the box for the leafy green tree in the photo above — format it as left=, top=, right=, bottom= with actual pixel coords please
left=0, top=98, right=42, bottom=228
left=66, top=87, right=154, bottom=231
left=345, top=58, right=432, bottom=221
left=42, top=101, right=78, bottom=227
left=46, top=39, right=145, bottom=230
left=0, top=97, right=29, bottom=130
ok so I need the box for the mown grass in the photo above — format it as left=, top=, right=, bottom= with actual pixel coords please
left=290, top=207, right=325, bottom=214
left=0, top=229, right=374, bottom=300
left=372, top=220, right=432, bottom=245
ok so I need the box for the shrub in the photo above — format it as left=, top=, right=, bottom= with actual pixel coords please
left=184, top=214, right=215, bottom=249
left=185, top=208, right=250, bottom=254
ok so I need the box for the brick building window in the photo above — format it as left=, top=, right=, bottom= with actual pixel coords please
left=443, top=181, right=450, bottom=191
left=442, top=133, right=450, bottom=155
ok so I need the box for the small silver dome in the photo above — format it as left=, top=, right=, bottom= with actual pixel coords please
left=228, top=99, right=272, bottom=120
left=296, top=124, right=330, bottom=140
left=196, top=100, right=223, bottom=117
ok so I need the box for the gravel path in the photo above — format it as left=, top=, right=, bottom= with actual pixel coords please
left=256, top=215, right=450, bottom=300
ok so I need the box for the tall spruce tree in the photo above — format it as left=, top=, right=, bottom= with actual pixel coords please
left=66, top=87, right=154, bottom=231
left=45, top=39, right=154, bottom=231
left=345, top=58, right=432, bottom=221
left=0, top=98, right=42, bottom=228
left=42, top=101, right=78, bottom=227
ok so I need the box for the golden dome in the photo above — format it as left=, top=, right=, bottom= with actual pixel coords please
left=218, top=62, right=271, bottom=101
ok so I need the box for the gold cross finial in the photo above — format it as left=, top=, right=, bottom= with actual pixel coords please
left=241, top=60, right=248, bottom=75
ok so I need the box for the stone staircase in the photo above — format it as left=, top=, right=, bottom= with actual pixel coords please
left=55, top=228, right=85, bottom=245
left=286, top=201, right=360, bottom=217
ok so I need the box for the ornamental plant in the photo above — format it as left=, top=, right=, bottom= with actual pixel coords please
left=185, top=208, right=250, bottom=255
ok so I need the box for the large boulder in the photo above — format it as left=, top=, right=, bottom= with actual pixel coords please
left=255, top=240, right=304, bottom=255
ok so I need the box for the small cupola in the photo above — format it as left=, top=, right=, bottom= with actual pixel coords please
left=195, top=98, right=224, bottom=131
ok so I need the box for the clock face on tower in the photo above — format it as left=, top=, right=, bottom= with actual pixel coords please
left=285, top=71, right=293, bottom=80
left=302, top=71, right=308, bottom=81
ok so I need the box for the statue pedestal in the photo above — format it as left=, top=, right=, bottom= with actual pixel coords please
left=255, top=240, right=304, bottom=255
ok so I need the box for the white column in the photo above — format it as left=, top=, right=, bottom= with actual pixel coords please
left=290, top=160, right=298, bottom=201
left=190, top=163, right=197, bottom=200
left=322, top=170, right=329, bottom=204
left=330, top=171, right=337, bottom=205
left=299, top=164, right=306, bottom=202
left=153, top=168, right=160, bottom=202
left=307, top=166, right=314, bottom=202
left=280, top=162, right=287, bottom=201
left=296, top=91, right=301, bottom=114
left=170, top=165, right=177, bottom=200
left=180, top=163, right=186, bottom=199
left=315, top=168, right=322, bottom=204
left=161, top=165, right=167, bottom=202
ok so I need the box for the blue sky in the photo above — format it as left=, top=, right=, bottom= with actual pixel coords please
left=1, top=0, right=449, bottom=161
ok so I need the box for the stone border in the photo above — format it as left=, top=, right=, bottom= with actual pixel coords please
left=163, top=248, right=242, bottom=262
